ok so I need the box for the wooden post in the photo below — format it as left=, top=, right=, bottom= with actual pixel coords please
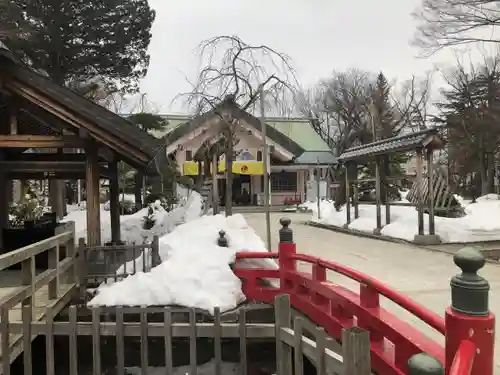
left=352, top=163, right=359, bottom=219
left=383, top=156, right=391, bottom=224
left=274, top=294, right=292, bottom=375
left=85, top=143, right=101, bottom=246
left=0, top=109, right=10, bottom=250
left=427, top=149, right=435, bottom=235
left=109, top=159, right=121, bottom=244
left=212, top=153, right=219, bottom=214
left=345, top=163, right=351, bottom=226
left=416, top=148, right=425, bottom=235
left=342, top=327, right=371, bottom=375
left=374, top=157, right=382, bottom=231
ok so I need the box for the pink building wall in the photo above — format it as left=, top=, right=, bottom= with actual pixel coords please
left=168, top=120, right=324, bottom=205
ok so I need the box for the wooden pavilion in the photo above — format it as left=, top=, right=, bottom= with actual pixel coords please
left=338, top=128, right=445, bottom=244
left=0, top=45, right=164, bottom=248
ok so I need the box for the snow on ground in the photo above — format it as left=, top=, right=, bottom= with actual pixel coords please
left=302, top=194, right=500, bottom=243
left=88, top=212, right=278, bottom=313
left=63, top=184, right=196, bottom=244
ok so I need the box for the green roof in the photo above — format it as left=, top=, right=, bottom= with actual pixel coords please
left=148, top=114, right=193, bottom=139
left=149, top=114, right=331, bottom=153
left=266, top=118, right=331, bottom=152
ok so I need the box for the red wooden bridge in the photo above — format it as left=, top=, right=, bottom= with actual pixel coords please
left=232, top=218, right=496, bottom=375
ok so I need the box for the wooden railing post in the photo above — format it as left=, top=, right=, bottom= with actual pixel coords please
left=275, top=294, right=292, bottom=375
left=21, top=256, right=34, bottom=316
left=445, top=247, right=494, bottom=375
left=278, top=218, right=296, bottom=294
left=77, top=238, right=87, bottom=300
left=151, top=235, right=161, bottom=267
left=48, top=244, right=60, bottom=300
left=61, top=221, right=76, bottom=282
left=312, top=263, right=328, bottom=308
left=342, top=327, right=371, bottom=375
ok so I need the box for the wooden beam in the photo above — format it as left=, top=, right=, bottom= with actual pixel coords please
left=5, top=167, right=110, bottom=179
left=0, top=161, right=107, bottom=172
left=7, top=81, right=150, bottom=163
left=4, top=153, right=107, bottom=163
left=0, top=135, right=84, bottom=148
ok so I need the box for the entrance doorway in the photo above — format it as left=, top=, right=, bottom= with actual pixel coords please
left=218, top=175, right=253, bottom=206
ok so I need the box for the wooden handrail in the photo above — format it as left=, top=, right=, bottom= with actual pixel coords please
left=0, top=231, right=73, bottom=271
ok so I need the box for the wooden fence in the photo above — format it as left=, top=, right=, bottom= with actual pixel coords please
left=406, top=170, right=461, bottom=214
left=78, top=236, right=161, bottom=288
left=5, top=294, right=370, bottom=375
left=0, top=221, right=77, bottom=369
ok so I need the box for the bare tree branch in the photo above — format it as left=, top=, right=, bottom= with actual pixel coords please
left=412, top=0, right=500, bottom=56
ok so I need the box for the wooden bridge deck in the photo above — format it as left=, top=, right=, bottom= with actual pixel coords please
left=0, top=270, right=76, bottom=368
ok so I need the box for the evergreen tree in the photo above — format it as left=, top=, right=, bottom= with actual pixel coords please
left=3, top=0, right=155, bottom=92
left=372, top=72, right=394, bottom=140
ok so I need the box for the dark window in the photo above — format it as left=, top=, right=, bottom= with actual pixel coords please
left=271, top=171, right=297, bottom=192
left=257, top=150, right=263, bottom=161
left=185, top=150, right=192, bottom=161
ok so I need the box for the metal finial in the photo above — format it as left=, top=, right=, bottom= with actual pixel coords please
left=217, top=230, right=228, bottom=247
left=450, top=247, right=489, bottom=316
left=408, top=353, right=444, bottom=375
left=279, top=217, right=293, bottom=243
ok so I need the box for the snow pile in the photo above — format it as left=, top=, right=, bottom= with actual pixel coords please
left=63, top=191, right=203, bottom=244
left=88, top=213, right=278, bottom=313
left=310, top=194, right=500, bottom=243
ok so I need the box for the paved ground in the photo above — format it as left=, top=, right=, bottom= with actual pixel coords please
left=243, top=212, right=500, bottom=373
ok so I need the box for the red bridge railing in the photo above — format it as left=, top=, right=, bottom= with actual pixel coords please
left=230, top=218, right=495, bottom=375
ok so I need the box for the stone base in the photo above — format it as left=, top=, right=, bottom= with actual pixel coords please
left=372, top=227, right=382, bottom=235
left=343, top=223, right=350, bottom=229
left=413, top=234, right=442, bottom=245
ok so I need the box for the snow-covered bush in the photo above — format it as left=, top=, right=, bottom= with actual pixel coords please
left=9, top=186, right=46, bottom=227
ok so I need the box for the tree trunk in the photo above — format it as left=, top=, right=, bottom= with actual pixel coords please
left=479, top=133, right=488, bottom=195
left=487, top=152, right=495, bottom=194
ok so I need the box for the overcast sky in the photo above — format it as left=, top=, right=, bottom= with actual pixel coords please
left=139, top=0, right=464, bottom=114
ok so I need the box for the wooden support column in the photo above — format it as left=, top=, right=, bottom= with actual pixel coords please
left=374, top=156, right=382, bottom=232
left=9, top=108, right=18, bottom=203
left=352, top=163, right=359, bottom=219
left=0, top=144, right=5, bottom=251
left=212, top=153, right=219, bottom=214
left=416, top=148, right=425, bottom=235
left=427, top=149, right=435, bottom=235
left=109, top=159, right=121, bottom=244
left=85, top=143, right=101, bottom=246
left=383, top=156, right=391, bottom=225
left=49, top=178, right=63, bottom=220
left=344, top=163, right=351, bottom=226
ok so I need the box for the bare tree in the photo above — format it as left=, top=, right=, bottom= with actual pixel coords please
left=298, top=69, right=431, bottom=207
left=412, top=0, right=500, bottom=56
left=176, top=35, right=298, bottom=215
